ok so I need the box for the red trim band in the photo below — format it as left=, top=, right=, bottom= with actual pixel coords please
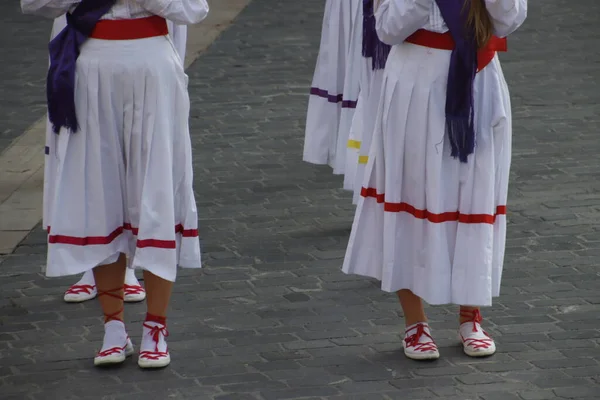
left=47, top=223, right=198, bottom=248
left=361, top=187, right=506, bottom=224
left=90, top=16, right=168, bottom=40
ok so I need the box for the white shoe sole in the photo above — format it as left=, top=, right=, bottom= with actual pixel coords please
left=404, top=350, right=440, bottom=360
left=64, top=291, right=97, bottom=303
left=94, top=339, right=134, bottom=366
left=138, top=354, right=171, bottom=369
left=403, top=342, right=440, bottom=360
left=459, top=334, right=496, bottom=357
left=124, top=292, right=146, bottom=303
left=463, top=345, right=496, bottom=357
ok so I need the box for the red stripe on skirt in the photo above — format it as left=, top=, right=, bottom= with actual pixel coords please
left=47, top=223, right=198, bottom=248
left=360, top=187, right=506, bottom=224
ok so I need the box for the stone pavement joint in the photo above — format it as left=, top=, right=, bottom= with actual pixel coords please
left=1, top=0, right=600, bottom=399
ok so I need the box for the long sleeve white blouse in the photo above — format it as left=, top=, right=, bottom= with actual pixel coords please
left=375, top=0, right=527, bottom=46
left=21, top=0, right=209, bottom=25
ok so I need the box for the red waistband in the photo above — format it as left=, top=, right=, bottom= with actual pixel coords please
left=90, top=16, right=168, bottom=40
left=405, top=29, right=507, bottom=72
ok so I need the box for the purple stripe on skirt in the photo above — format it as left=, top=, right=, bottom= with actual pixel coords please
left=310, top=87, right=344, bottom=103
left=342, top=100, right=358, bottom=109
left=310, top=88, right=357, bottom=108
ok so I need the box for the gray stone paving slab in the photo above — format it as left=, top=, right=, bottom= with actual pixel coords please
left=0, top=3, right=52, bottom=154
left=2, top=0, right=600, bottom=399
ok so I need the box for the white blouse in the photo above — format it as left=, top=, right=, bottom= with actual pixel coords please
left=21, top=0, right=209, bottom=25
left=375, top=0, right=528, bottom=46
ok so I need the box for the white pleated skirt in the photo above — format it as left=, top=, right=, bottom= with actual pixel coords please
left=303, top=0, right=358, bottom=168
left=44, top=35, right=200, bottom=283
left=342, top=43, right=512, bottom=306
left=43, top=17, right=188, bottom=230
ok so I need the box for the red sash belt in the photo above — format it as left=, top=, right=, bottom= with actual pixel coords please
left=405, top=29, right=507, bottom=72
left=90, top=15, right=168, bottom=40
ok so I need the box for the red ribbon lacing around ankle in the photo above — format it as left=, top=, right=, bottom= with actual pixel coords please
left=65, top=284, right=95, bottom=295
left=139, top=322, right=169, bottom=360
left=96, top=340, right=128, bottom=357
left=460, top=309, right=493, bottom=349
left=123, top=284, right=145, bottom=296
left=97, top=287, right=124, bottom=323
left=404, top=323, right=438, bottom=353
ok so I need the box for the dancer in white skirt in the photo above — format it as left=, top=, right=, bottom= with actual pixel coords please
left=342, top=0, right=527, bottom=360
left=22, top=0, right=208, bottom=368
left=43, top=16, right=189, bottom=304
left=303, top=0, right=361, bottom=170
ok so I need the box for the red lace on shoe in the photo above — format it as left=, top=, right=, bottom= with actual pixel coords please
left=98, top=287, right=124, bottom=323
left=139, top=322, right=169, bottom=360
left=96, top=339, right=128, bottom=358
left=65, top=284, right=96, bottom=295
left=404, top=323, right=438, bottom=353
left=123, top=284, right=145, bottom=296
left=460, top=309, right=493, bottom=349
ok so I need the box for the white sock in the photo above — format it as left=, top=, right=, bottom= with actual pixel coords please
left=72, top=269, right=95, bottom=287
left=124, top=268, right=140, bottom=286
left=140, top=321, right=168, bottom=354
left=100, top=320, right=128, bottom=352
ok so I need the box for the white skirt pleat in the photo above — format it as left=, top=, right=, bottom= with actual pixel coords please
left=332, top=0, right=363, bottom=175
left=45, top=36, right=200, bottom=282
left=343, top=56, right=372, bottom=192
left=43, top=16, right=67, bottom=231
left=342, top=43, right=512, bottom=306
left=351, top=68, right=384, bottom=204
left=342, top=88, right=365, bottom=191
left=303, top=0, right=357, bottom=167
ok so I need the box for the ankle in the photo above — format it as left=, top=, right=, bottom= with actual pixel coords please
left=105, top=319, right=126, bottom=330
left=145, top=313, right=166, bottom=325
left=405, top=318, right=428, bottom=329
left=103, top=320, right=127, bottom=341
left=459, top=307, right=482, bottom=325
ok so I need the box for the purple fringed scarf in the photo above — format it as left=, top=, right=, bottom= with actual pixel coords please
left=47, top=0, right=116, bottom=133
left=362, top=0, right=391, bottom=70
left=434, top=0, right=478, bottom=163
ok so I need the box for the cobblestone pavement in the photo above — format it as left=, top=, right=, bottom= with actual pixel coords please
left=0, top=3, right=52, bottom=153
left=2, top=0, right=600, bottom=399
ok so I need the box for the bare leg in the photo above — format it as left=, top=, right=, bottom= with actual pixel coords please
left=143, top=270, right=173, bottom=318
left=397, top=289, right=427, bottom=326
left=93, top=254, right=127, bottom=322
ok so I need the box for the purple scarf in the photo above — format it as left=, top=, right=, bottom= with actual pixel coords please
left=434, top=0, right=478, bottom=163
left=362, top=0, right=391, bottom=70
left=47, top=0, right=116, bottom=133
